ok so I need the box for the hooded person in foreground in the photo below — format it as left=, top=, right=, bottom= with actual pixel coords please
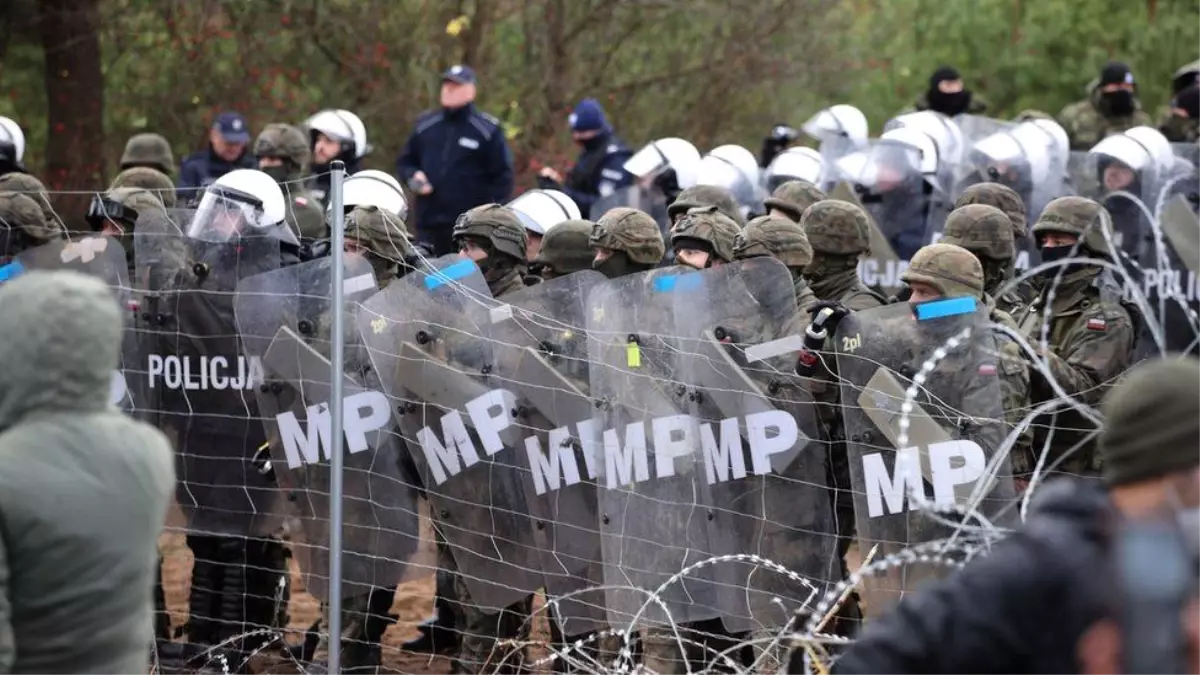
left=825, top=356, right=1200, bottom=675
left=0, top=270, right=176, bottom=673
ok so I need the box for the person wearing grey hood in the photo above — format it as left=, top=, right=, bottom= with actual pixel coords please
left=0, top=271, right=175, bottom=673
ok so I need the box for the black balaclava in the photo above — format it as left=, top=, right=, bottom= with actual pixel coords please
left=1097, top=62, right=1137, bottom=117
left=593, top=251, right=652, bottom=279
left=926, top=66, right=972, bottom=117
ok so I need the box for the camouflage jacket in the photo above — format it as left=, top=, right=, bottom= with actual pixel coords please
left=809, top=268, right=888, bottom=312
left=1011, top=268, right=1136, bottom=474
left=1057, top=92, right=1153, bottom=151
left=282, top=184, right=327, bottom=241
left=490, top=267, right=532, bottom=298
left=898, top=91, right=989, bottom=117
left=1157, top=106, right=1200, bottom=143
left=986, top=296, right=1035, bottom=478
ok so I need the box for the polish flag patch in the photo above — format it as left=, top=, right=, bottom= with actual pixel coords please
left=978, top=363, right=997, bottom=376
left=1086, top=318, right=1107, bottom=332
left=295, top=197, right=308, bottom=206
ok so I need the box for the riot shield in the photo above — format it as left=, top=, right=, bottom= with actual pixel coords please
left=675, top=258, right=838, bottom=633
left=488, top=270, right=609, bottom=637
left=235, top=256, right=424, bottom=601
left=834, top=300, right=1016, bottom=613
left=588, top=185, right=670, bottom=237
left=356, top=254, right=545, bottom=611
left=134, top=218, right=285, bottom=536
left=586, top=266, right=727, bottom=629
left=952, top=115, right=1015, bottom=153
left=830, top=181, right=907, bottom=297
left=1137, top=194, right=1200, bottom=356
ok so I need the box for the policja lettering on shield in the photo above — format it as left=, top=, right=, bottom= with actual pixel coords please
left=146, top=353, right=263, bottom=390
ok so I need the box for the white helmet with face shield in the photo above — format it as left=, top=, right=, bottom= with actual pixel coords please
left=304, top=109, right=372, bottom=160
left=803, top=104, right=869, bottom=150
left=844, top=127, right=941, bottom=194
left=0, top=116, right=25, bottom=171
left=696, top=144, right=761, bottom=208
left=623, top=137, right=702, bottom=191
left=969, top=118, right=1070, bottom=215
left=507, top=189, right=580, bottom=235
left=1089, top=125, right=1177, bottom=201
left=340, top=169, right=408, bottom=220
left=763, top=146, right=824, bottom=192
left=188, top=168, right=297, bottom=246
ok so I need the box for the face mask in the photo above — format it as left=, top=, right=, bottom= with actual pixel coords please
left=1038, top=245, right=1092, bottom=278
left=981, top=258, right=1010, bottom=296
left=1160, top=114, right=1195, bottom=143
left=804, top=255, right=858, bottom=282
left=260, top=165, right=292, bottom=184
left=1100, top=90, right=1136, bottom=117
left=594, top=252, right=636, bottom=279
left=928, top=89, right=972, bottom=117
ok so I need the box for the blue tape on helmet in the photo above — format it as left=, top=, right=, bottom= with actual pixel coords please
left=0, top=260, right=25, bottom=283
left=913, top=296, right=977, bottom=321
left=424, top=259, right=477, bottom=290
left=652, top=272, right=703, bottom=293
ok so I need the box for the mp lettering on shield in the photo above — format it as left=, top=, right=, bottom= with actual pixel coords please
left=146, top=354, right=264, bottom=391
left=416, top=388, right=801, bottom=493
left=275, top=390, right=391, bottom=468
left=861, top=440, right=988, bottom=518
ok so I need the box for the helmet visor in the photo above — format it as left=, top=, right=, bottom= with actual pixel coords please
left=187, top=185, right=268, bottom=243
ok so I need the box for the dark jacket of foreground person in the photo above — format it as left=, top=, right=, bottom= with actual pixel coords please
left=0, top=270, right=175, bottom=673
left=831, top=478, right=1111, bottom=674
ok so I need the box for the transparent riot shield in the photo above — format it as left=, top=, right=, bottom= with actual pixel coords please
left=952, top=115, right=1015, bottom=153
left=134, top=217, right=285, bottom=536
left=675, top=258, right=839, bottom=634
left=13, top=236, right=136, bottom=413
left=488, top=270, right=608, bottom=637
left=588, top=184, right=670, bottom=233
left=834, top=300, right=1016, bottom=614
left=830, top=181, right=908, bottom=297
left=586, top=266, right=726, bottom=629
left=234, top=256, right=424, bottom=602
left=356, top=254, right=545, bottom=611
left=1137, top=194, right=1200, bottom=356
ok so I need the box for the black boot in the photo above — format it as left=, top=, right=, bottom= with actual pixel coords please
left=401, top=593, right=456, bottom=654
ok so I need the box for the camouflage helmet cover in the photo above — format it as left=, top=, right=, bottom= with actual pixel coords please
left=345, top=204, right=415, bottom=262
left=800, top=199, right=871, bottom=255
left=901, top=242, right=985, bottom=299
left=953, top=182, right=1028, bottom=239
left=119, top=132, right=175, bottom=174
left=733, top=213, right=814, bottom=268
left=761, top=179, right=828, bottom=223
left=110, top=166, right=177, bottom=208
left=667, top=184, right=745, bottom=226
left=0, top=172, right=59, bottom=230
left=0, top=191, right=57, bottom=243
left=453, top=203, right=528, bottom=261
left=669, top=205, right=740, bottom=263
left=1030, top=195, right=1116, bottom=258
left=254, top=123, right=312, bottom=174
left=533, top=219, right=595, bottom=274
left=589, top=207, right=666, bottom=265
left=940, top=204, right=1015, bottom=261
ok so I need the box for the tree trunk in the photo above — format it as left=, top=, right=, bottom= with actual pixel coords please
left=38, top=0, right=104, bottom=232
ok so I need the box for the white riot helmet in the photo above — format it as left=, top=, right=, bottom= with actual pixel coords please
left=188, top=168, right=296, bottom=245
left=1090, top=125, right=1177, bottom=197
left=764, top=147, right=824, bottom=191
left=973, top=119, right=1068, bottom=187
left=885, top=110, right=967, bottom=166
left=623, top=138, right=702, bottom=190
left=341, top=170, right=408, bottom=221
left=305, top=109, right=372, bottom=160
left=696, top=144, right=761, bottom=207
left=802, top=104, right=869, bottom=150
left=844, top=127, right=941, bottom=193
left=0, top=116, right=25, bottom=171
left=507, top=189, right=581, bottom=235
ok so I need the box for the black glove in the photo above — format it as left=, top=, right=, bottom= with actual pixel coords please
left=653, top=168, right=681, bottom=202
left=537, top=174, right=564, bottom=191
left=808, top=300, right=851, bottom=332
left=759, top=124, right=799, bottom=168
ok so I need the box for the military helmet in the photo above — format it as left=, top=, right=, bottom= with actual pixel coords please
left=762, top=180, right=828, bottom=223
left=800, top=199, right=871, bottom=255
left=345, top=204, right=414, bottom=262
left=0, top=172, right=58, bottom=229
left=533, top=219, right=594, bottom=274
left=110, top=167, right=177, bottom=208
left=0, top=192, right=57, bottom=244
left=589, top=207, right=665, bottom=265
left=733, top=214, right=813, bottom=268
left=953, top=182, right=1028, bottom=239
left=669, top=205, right=740, bottom=264
left=453, top=203, right=528, bottom=261
left=901, top=242, right=985, bottom=299
left=119, top=132, right=175, bottom=175
left=666, top=184, right=744, bottom=227
left=1030, top=196, right=1116, bottom=258
left=254, top=123, right=312, bottom=173
left=940, top=204, right=1015, bottom=262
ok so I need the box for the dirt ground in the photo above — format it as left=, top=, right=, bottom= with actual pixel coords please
left=159, top=503, right=551, bottom=674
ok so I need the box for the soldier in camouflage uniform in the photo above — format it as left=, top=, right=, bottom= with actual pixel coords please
left=666, top=184, right=745, bottom=227
left=1156, top=60, right=1199, bottom=143
left=800, top=199, right=887, bottom=310
left=529, top=218, right=594, bottom=280
left=762, top=179, right=828, bottom=223
left=110, top=166, right=177, bottom=209
left=254, top=123, right=327, bottom=241
left=0, top=192, right=66, bottom=266
left=1010, top=196, right=1138, bottom=477
left=344, top=204, right=416, bottom=288
left=453, top=203, right=536, bottom=298
left=86, top=186, right=169, bottom=276
left=589, top=207, right=666, bottom=278
left=1057, top=61, right=1153, bottom=151
left=901, top=240, right=1034, bottom=486
left=939, top=204, right=1025, bottom=315
left=669, top=205, right=740, bottom=269
left=119, top=132, right=175, bottom=176
left=0, top=173, right=64, bottom=237
left=733, top=213, right=819, bottom=314
left=952, top=182, right=1035, bottom=303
